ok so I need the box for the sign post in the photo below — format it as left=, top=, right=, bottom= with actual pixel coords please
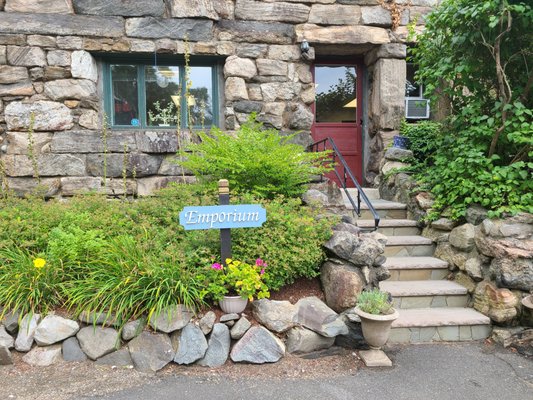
left=178, top=179, right=267, bottom=264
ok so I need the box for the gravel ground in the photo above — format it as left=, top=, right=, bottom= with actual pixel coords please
left=0, top=348, right=361, bottom=400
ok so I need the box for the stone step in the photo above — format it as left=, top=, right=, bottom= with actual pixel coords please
left=357, top=219, right=420, bottom=236
left=380, top=280, right=469, bottom=309
left=385, top=257, right=449, bottom=281
left=343, top=188, right=380, bottom=201
left=384, top=235, right=435, bottom=257
left=346, top=199, right=408, bottom=220
left=388, top=308, right=492, bottom=343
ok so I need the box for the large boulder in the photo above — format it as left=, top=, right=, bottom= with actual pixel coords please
left=197, top=323, right=230, bottom=367
left=173, top=323, right=208, bottom=365
left=34, top=315, right=79, bottom=346
left=21, top=345, right=62, bottom=367
left=230, top=326, right=285, bottom=364
left=76, top=326, right=120, bottom=360
left=149, top=305, right=193, bottom=333
left=128, top=332, right=174, bottom=373
left=449, top=223, right=476, bottom=251
left=295, top=297, right=348, bottom=337
left=252, top=299, right=297, bottom=333
left=286, top=327, right=335, bottom=354
left=323, top=231, right=385, bottom=266
left=15, top=313, right=41, bottom=352
left=0, top=325, right=14, bottom=349
left=474, top=281, right=519, bottom=324
left=491, top=257, right=533, bottom=292
left=62, top=337, right=87, bottom=362
left=95, top=348, right=134, bottom=367
left=320, top=259, right=365, bottom=313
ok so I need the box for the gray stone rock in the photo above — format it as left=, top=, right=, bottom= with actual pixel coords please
left=335, top=313, right=366, bottom=349
left=236, top=44, right=268, bottom=59
left=173, top=323, right=208, bottom=365
left=321, top=259, right=365, bottom=313
left=324, top=231, right=385, bottom=267
left=71, top=51, right=97, bottom=82
left=22, top=344, right=62, bottom=367
left=492, top=257, right=533, bottom=292
left=333, top=222, right=362, bottom=236
left=309, top=4, right=361, bottom=25
left=44, top=66, right=72, bottom=80
left=125, top=18, right=213, bottom=42
left=0, top=325, right=14, bottom=349
left=136, top=131, right=178, bottom=153
left=252, top=299, right=297, bottom=333
left=15, top=313, right=41, bottom=352
left=260, top=81, right=300, bottom=102
left=230, top=326, right=285, bottom=364
left=0, top=81, right=34, bottom=96
left=466, top=205, right=488, bottom=225
left=450, top=223, right=476, bottom=251
left=44, top=79, right=96, bottom=100
left=361, top=5, right=408, bottom=27
left=0, top=346, right=13, bottom=365
left=5, top=0, right=72, bottom=13
left=267, top=45, right=301, bottom=62
left=199, top=311, right=216, bottom=335
left=122, top=319, right=146, bottom=341
left=128, top=331, right=174, bottom=373
left=78, top=110, right=99, bottom=130
left=224, top=55, right=257, bottom=79
left=233, top=100, right=262, bottom=114
left=431, top=218, right=458, bottom=231
left=384, top=147, right=413, bottom=161
left=73, top=0, right=165, bottom=17
left=256, top=59, right=288, bottom=76
left=0, top=65, right=28, bottom=84
left=230, top=317, right=251, bottom=340
left=3, top=154, right=86, bottom=177
left=0, top=13, right=124, bottom=37
left=86, top=153, right=162, bottom=178
left=6, top=46, right=46, bottom=67
left=76, top=326, right=120, bottom=360
left=295, top=24, right=389, bottom=45
left=78, top=310, right=118, bottom=326
left=2, top=311, right=20, bottom=334
left=47, top=50, right=71, bottom=67
left=197, top=323, right=230, bottom=367
left=62, top=337, right=87, bottom=362
left=51, top=130, right=136, bottom=153
left=235, top=0, right=309, bottom=23
left=288, top=103, right=313, bottom=130
left=56, top=36, right=84, bottom=50
left=219, top=313, right=240, bottom=323
left=295, top=297, right=348, bottom=338
left=34, top=315, right=79, bottom=346
left=95, top=348, right=134, bottom=367
left=170, top=0, right=219, bottom=20
left=225, top=77, right=248, bottom=101
left=465, top=258, right=484, bottom=282
left=5, top=101, right=73, bottom=132
left=301, top=189, right=329, bottom=207
left=149, top=305, right=193, bottom=333
left=218, top=20, right=295, bottom=45
left=287, top=327, right=335, bottom=354
left=365, top=43, right=407, bottom=65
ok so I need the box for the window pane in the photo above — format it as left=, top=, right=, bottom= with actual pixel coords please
left=111, top=65, right=139, bottom=126
left=188, top=67, right=213, bottom=127
left=406, top=64, right=422, bottom=97
left=315, top=66, right=357, bottom=123
left=145, top=66, right=180, bottom=126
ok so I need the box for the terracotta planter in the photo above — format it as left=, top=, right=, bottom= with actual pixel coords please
left=354, top=307, right=399, bottom=349
left=219, top=295, right=248, bottom=314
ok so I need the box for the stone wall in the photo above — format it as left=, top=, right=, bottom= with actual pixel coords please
left=0, top=0, right=436, bottom=196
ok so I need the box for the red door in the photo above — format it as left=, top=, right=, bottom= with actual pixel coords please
left=312, top=61, right=363, bottom=186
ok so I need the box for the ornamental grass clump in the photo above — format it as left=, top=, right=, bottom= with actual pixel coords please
left=356, top=289, right=394, bottom=315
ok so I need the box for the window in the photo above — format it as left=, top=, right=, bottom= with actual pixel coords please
left=315, top=65, right=357, bottom=123
left=405, top=63, right=423, bottom=98
left=102, top=56, right=219, bottom=129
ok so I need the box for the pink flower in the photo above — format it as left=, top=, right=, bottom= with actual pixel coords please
left=211, top=263, right=223, bottom=270
left=255, top=258, right=267, bottom=267
left=260, top=269, right=265, bottom=275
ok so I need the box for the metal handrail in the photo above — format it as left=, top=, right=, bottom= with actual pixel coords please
left=308, top=137, right=380, bottom=231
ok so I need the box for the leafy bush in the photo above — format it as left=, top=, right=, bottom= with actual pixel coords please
left=0, top=184, right=335, bottom=322
left=408, top=0, right=533, bottom=219
left=178, top=115, right=331, bottom=199
left=356, top=289, right=393, bottom=315
left=400, top=120, right=441, bottom=167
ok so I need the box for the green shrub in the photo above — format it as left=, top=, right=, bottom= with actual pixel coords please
left=178, top=116, right=331, bottom=199
left=356, top=289, right=393, bottom=315
left=400, top=120, right=441, bottom=167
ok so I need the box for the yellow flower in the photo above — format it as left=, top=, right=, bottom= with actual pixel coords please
left=33, top=258, right=46, bottom=269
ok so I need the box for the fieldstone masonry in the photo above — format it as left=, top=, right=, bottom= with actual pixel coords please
left=0, top=0, right=437, bottom=196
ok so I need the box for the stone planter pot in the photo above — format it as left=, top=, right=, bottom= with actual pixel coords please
left=392, top=135, right=409, bottom=149
left=219, top=295, right=248, bottom=314
left=354, top=307, right=399, bottom=349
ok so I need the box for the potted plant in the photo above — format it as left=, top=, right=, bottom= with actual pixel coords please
left=148, top=100, right=178, bottom=126
left=354, top=289, right=399, bottom=350
left=205, top=258, right=270, bottom=313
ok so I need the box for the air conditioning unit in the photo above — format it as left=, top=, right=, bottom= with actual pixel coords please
left=405, top=98, right=430, bottom=119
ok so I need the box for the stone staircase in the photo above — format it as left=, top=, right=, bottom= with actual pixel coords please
left=344, top=188, right=491, bottom=343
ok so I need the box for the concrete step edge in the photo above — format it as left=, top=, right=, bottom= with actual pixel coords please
left=384, top=257, right=449, bottom=270
left=357, top=219, right=418, bottom=228
left=380, top=280, right=468, bottom=296
left=386, top=236, right=434, bottom=246
left=391, top=307, right=491, bottom=328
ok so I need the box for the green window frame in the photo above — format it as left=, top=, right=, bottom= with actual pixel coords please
left=101, top=55, right=220, bottom=129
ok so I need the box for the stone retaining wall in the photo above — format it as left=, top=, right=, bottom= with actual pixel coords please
left=0, top=296, right=365, bottom=370
left=0, top=0, right=437, bottom=196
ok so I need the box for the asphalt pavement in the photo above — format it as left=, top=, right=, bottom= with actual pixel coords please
left=84, top=342, right=533, bottom=400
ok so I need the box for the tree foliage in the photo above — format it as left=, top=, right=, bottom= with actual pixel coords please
left=409, top=0, right=533, bottom=219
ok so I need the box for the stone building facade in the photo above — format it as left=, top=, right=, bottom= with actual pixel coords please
left=0, top=0, right=436, bottom=197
